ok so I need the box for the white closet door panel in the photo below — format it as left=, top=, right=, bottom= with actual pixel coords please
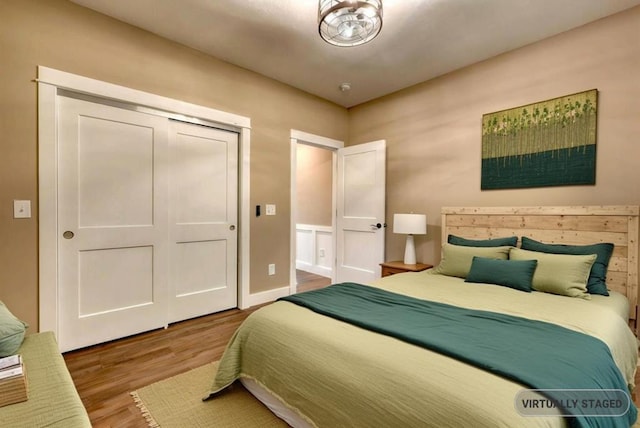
left=169, top=121, right=238, bottom=322
left=174, top=240, right=227, bottom=296
left=78, top=246, right=154, bottom=316
left=77, top=115, right=153, bottom=227
left=58, top=95, right=169, bottom=352
left=174, top=132, right=228, bottom=224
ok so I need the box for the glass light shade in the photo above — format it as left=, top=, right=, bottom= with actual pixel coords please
left=318, top=0, right=383, bottom=47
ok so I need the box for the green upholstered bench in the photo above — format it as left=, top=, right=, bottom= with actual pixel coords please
left=0, top=331, right=91, bottom=427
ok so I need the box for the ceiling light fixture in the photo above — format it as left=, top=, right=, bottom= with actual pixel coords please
left=318, top=0, right=383, bottom=47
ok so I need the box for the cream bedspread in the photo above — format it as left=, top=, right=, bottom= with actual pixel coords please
left=209, top=271, right=638, bottom=428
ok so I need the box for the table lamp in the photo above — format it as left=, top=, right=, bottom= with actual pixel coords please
left=393, top=213, right=427, bottom=265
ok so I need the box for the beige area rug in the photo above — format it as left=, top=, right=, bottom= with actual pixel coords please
left=131, top=362, right=288, bottom=427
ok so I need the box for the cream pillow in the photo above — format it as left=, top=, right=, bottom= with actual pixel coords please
left=509, top=248, right=596, bottom=299
left=432, top=244, right=511, bottom=278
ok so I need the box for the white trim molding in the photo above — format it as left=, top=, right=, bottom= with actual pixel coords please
left=37, top=67, right=250, bottom=128
left=243, top=286, right=291, bottom=308
left=290, top=129, right=343, bottom=150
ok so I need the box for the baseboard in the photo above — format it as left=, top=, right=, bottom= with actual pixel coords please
left=244, top=286, right=291, bottom=308
left=295, top=262, right=332, bottom=278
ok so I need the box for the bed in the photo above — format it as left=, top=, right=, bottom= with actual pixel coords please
left=207, top=206, right=640, bottom=428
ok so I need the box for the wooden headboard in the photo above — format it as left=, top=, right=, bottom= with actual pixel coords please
left=441, top=206, right=639, bottom=326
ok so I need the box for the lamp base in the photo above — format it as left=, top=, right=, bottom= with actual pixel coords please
left=403, top=235, right=417, bottom=265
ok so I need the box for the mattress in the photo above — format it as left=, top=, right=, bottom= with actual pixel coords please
left=208, top=271, right=638, bottom=427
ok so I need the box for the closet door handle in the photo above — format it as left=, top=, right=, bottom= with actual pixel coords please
left=63, top=231, right=75, bottom=239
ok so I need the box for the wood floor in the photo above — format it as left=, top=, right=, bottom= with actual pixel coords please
left=295, top=269, right=332, bottom=292
left=63, top=270, right=640, bottom=427
left=63, top=270, right=331, bottom=427
left=64, top=306, right=262, bottom=427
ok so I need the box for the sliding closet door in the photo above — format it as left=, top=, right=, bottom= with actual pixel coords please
left=57, top=96, right=169, bottom=352
left=168, top=121, right=238, bottom=323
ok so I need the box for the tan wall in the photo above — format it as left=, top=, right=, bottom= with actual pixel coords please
left=349, top=7, right=640, bottom=268
left=296, top=145, right=333, bottom=226
left=3, top=0, right=639, bottom=332
left=0, top=0, right=348, bottom=331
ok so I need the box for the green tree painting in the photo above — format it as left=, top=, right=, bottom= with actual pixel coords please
left=481, top=89, right=597, bottom=190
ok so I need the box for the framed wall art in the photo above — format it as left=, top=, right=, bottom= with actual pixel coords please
left=481, top=89, right=597, bottom=190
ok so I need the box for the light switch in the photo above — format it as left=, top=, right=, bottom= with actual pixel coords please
left=266, top=204, right=276, bottom=215
left=13, top=200, right=31, bottom=219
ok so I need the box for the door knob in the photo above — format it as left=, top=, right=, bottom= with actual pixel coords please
left=370, top=223, right=382, bottom=230
left=63, top=231, right=74, bottom=239
left=229, top=225, right=236, bottom=231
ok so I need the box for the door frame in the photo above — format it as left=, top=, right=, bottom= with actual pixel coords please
left=38, top=66, right=252, bottom=336
left=289, top=130, right=343, bottom=294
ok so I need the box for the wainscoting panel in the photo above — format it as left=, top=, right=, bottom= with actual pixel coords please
left=296, top=224, right=333, bottom=277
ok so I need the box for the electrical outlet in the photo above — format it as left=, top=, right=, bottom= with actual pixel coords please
left=266, top=204, right=276, bottom=215
left=319, top=248, right=325, bottom=257
left=268, top=263, right=276, bottom=275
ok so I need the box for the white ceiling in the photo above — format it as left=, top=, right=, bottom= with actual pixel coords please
left=70, top=0, right=640, bottom=108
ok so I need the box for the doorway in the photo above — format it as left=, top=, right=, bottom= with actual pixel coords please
left=295, top=143, right=334, bottom=290
left=289, top=131, right=387, bottom=294
left=289, top=130, right=343, bottom=294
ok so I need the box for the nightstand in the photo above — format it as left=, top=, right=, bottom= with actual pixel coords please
left=380, top=261, right=433, bottom=277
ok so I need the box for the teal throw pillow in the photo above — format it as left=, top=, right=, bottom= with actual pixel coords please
left=521, top=237, right=613, bottom=296
left=0, top=301, right=28, bottom=357
left=448, top=234, right=518, bottom=248
left=465, top=257, right=537, bottom=292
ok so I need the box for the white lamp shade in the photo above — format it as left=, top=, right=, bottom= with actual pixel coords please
left=393, top=213, right=427, bottom=235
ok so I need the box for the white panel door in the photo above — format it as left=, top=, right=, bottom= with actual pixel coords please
left=57, top=96, right=169, bottom=352
left=336, top=140, right=386, bottom=283
left=168, top=121, right=238, bottom=323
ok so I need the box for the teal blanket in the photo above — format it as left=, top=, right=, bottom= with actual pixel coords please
left=280, top=283, right=637, bottom=428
